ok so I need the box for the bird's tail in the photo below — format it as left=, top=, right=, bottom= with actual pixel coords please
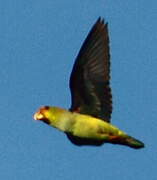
left=124, top=136, right=144, bottom=149
left=109, top=135, right=144, bottom=149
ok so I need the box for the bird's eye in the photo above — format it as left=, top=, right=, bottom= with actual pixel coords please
left=44, top=106, right=50, bottom=110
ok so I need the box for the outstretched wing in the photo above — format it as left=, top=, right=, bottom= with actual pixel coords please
left=69, top=17, right=112, bottom=122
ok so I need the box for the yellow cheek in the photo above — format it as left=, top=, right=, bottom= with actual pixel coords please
left=45, top=111, right=55, bottom=121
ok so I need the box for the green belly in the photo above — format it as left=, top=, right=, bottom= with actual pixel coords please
left=71, top=113, right=127, bottom=140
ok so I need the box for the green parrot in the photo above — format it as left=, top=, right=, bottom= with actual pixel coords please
left=34, top=17, right=144, bottom=149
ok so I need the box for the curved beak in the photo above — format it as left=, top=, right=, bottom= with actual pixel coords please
left=33, top=107, right=50, bottom=124
left=34, top=112, right=44, bottom=120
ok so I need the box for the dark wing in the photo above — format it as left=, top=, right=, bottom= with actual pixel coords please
left=69, top=17, right=112, bottom=122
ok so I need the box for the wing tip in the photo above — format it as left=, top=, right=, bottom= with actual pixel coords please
left=96, top=17, right=108, bottom=26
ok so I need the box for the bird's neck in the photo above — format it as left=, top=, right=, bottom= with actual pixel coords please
left=50, top=107, right=75, bottom=132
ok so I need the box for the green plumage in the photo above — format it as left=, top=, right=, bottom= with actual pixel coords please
left=34, top=17, right=144, bottom=149
left=34, top=106, right=144, bottom=148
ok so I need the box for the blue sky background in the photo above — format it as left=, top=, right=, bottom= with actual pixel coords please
left=0, top=1, right=156, bottom=179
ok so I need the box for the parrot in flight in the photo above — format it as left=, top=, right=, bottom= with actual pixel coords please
left=34, top=17, right=144, bottom=149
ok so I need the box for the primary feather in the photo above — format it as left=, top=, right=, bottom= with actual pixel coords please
left=70, top=17, right=112, bottom=122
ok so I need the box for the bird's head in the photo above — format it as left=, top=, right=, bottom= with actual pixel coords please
left=34, top=106, right=51, bottom=124
left=34, top=106, right=67, bottom=128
